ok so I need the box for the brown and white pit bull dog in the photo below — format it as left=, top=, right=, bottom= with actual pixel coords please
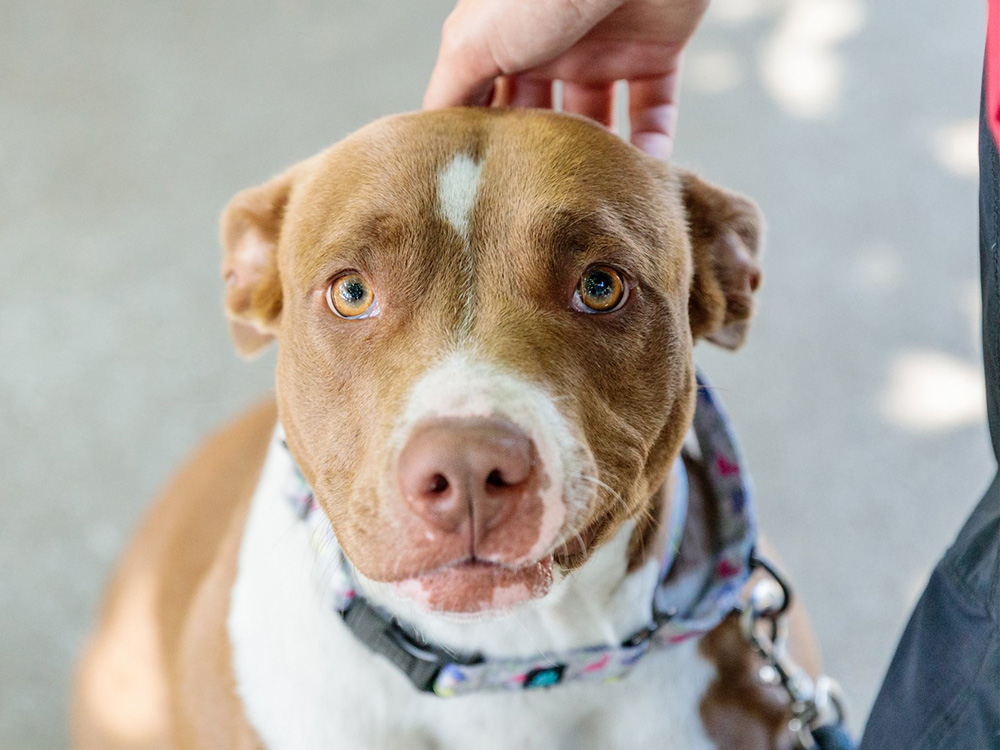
left=72, top=108, right=823, bottom=750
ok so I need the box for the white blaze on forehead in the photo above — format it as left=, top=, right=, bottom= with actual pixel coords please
left=436, top=153, right=484, bottom=240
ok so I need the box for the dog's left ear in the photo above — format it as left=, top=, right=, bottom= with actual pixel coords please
left=679, top=170, right=764, bottom=350
left=219, top=169, right=295, bottom=359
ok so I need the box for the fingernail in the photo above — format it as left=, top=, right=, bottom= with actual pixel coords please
left=631, top=132, right=673, bottom=161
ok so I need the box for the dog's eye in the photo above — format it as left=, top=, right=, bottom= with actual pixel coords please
left=327, top=273, right=377, bottom=319
left=573, top=265, right=628, bottom=313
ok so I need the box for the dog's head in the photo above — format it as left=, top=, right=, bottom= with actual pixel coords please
left=221, top=109, right=761, bottom=614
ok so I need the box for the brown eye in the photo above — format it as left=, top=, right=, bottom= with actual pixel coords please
left=326, top=273, right=377, bottom=319
left=574, top=265, right=627, bottom=313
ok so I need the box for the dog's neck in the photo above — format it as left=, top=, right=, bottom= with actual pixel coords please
left=227, top=433, right=724, bottom=748
left=231, top=376, right=755, bottom=702
left=358, top=478, right=682, bottom=659
left=267, top=425, right=682, bottom=660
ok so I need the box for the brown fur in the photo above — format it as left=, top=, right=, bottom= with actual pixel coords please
left=73, top=108, right=800, bottom=749
left=73, top=401, right=275, bottom=749
left=698, top=565, right=820, bottom=750
left=699, top=615, right=796, bottom=750
left=218, top=109, right=761, bottom=582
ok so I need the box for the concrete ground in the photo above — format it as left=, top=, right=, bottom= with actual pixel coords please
left=0, top=0, right=992, bottom=746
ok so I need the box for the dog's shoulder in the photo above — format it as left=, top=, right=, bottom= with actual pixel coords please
left=72, top=400, right=276, bottom=750
left=154, top=399, right=277, bottom=641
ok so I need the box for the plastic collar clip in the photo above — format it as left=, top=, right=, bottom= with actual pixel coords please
left=341, top=597, right=484, bottom=693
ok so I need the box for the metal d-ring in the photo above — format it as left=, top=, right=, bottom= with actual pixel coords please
left=749, top=552, right=794, bottom=617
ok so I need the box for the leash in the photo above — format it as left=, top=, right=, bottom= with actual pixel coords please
left=742, top=555, right=856, bottom=750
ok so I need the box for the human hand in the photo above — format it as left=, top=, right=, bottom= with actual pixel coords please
left=423, top=0, right=710, bottom=159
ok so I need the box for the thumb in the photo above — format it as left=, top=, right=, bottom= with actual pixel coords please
left=423, top=24, right=501, bottom=109
left=423, top=0, right=624, bottom=110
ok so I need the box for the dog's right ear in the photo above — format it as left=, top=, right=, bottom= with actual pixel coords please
left=219, top=170, right=294, bottom=359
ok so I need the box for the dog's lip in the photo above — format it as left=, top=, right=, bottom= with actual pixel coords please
left=393, top=555, right=555, bottom=614
left=415, top=555, right=546, bottom=578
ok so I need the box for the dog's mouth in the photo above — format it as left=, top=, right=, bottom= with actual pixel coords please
left=391, top=555, right=554, bottom=614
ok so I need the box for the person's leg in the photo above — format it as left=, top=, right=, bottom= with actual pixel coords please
left=857, top=83, right=1000, bottom=750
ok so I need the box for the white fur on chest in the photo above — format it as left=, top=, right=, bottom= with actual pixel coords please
left=228, top=439, right=719, bottom=750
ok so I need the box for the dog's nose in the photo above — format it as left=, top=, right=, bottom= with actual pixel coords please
left=397, top=418, right=535, bottom=539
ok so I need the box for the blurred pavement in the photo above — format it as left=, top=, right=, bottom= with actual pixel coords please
left=0, top=0, right=992, bottom=746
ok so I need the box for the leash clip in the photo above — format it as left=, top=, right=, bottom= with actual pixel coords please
left=742, top=556, right=853, bottom=750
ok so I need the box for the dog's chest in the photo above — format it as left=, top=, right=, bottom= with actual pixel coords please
left=228, top=447, right=719, bottom=750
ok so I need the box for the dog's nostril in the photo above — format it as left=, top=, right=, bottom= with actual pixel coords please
left=398, top=419, right=535, bottom=534
left=428, top=473, right=449, bottom=495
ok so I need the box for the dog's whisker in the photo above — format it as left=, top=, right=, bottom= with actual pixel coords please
left=510, top=610, right=551, bottom=662
left=574, top=474, right=631, bottom=516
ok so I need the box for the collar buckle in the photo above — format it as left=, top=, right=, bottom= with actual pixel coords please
left=341, top=597, right=484, bottom=693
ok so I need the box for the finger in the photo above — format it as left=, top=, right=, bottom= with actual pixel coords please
left=628, top=72, right=681, bottom=160
left=423, top=28, right=499, bottom=109
left=507, top=76, right=553, bottom=109
left=490, top=76, right=514, bottom=107
left=424, top=64, right=496, bottom=109
left=562, top=81, right=615, bottom=127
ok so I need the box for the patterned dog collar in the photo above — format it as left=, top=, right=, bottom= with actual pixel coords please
left=279, top=370, right=757, bottom=696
